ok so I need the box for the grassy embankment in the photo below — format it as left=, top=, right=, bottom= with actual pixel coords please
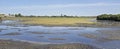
left=2, top=17, right=95, bottom=26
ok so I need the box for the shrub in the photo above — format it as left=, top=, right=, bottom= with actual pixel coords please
left=97, top=14, right=120, bottom=21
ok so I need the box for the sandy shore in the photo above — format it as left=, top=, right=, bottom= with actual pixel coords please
left=0, top=39, right=99, bottom=49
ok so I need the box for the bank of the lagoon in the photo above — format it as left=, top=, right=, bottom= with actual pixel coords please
left=2, top=17, right=95, bottom=26
left=0, top=39, right=99, bottom=49
left=2, top=17, right=120, bottom=27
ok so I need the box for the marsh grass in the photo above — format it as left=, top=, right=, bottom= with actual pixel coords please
left=2, top=17, right=95, bottom=26
left=2, top=17, right=120, bottom=27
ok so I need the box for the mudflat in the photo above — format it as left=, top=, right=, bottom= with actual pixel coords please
left=80, top=29, right=120, bottom=42
left=0, top=39, right=99, bottom=49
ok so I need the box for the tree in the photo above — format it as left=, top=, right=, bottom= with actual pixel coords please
left=15, top=13, right=22, bottom=17
left=97, top=14, right=120, bottom=21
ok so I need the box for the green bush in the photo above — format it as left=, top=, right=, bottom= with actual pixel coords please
left=97, top=14, right=120, bottom=21
left=15, top=13, right=23, bottom=17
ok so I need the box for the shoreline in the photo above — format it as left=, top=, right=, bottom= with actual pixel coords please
left=2, top=17, right=120, bottom=28
left=0, top=39, right=99, bottom=49
left=1, top=21, right=120, bottom=28
left=9, top=23, right=120, bottom=28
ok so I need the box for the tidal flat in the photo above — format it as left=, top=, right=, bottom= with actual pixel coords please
left=0, top=17, right=120, bottom=49
left=0, top=39, right=98, bottom=49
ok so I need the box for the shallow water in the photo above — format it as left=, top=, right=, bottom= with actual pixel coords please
left=0, top=25, right=97, bottom=43
left=0, top=20, right=120, bottom=49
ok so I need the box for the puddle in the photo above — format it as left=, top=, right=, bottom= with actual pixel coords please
left=0, top=25, right=99, bottom=43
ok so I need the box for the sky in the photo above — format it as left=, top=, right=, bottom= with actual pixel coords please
left=0, top=0, right=120, bottom=16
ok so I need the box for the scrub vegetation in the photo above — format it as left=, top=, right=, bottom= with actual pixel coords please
left=97, top=14, right=120, bottom=21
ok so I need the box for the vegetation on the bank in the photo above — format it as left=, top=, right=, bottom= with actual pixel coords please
left=97, top=14, right=120, bottom=21
left=1, top=13, right=95, bottom=26
left=3, top=17, right=95, bottom=26
left=14, top=13, right=95, bottom=18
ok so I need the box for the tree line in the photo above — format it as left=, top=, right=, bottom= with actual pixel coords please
left=97, top=14, right=120, bottom=21
left=14, top=13, right=81, bottom=18
left=9, top=13, right=120, bottom=21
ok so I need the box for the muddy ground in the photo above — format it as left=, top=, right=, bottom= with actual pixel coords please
left=80, top=29, right=120, bottom=42
left=0, top=39, right=99, bottom=49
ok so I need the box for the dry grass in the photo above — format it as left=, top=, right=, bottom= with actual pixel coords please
left=2, top=17, right=95, bottom=26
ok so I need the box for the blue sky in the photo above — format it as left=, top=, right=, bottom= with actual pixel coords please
left=0, top=0, right=120, bottom=16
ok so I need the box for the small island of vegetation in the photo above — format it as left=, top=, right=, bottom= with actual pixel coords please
left=97, top=14, right=120, bottom=21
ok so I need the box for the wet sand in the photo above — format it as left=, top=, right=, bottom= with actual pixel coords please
left=80, top=29, right=120, bottom=42
left=0, top=39, right=99, bottom=49
left=98, top=30, right=120, bottom=40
